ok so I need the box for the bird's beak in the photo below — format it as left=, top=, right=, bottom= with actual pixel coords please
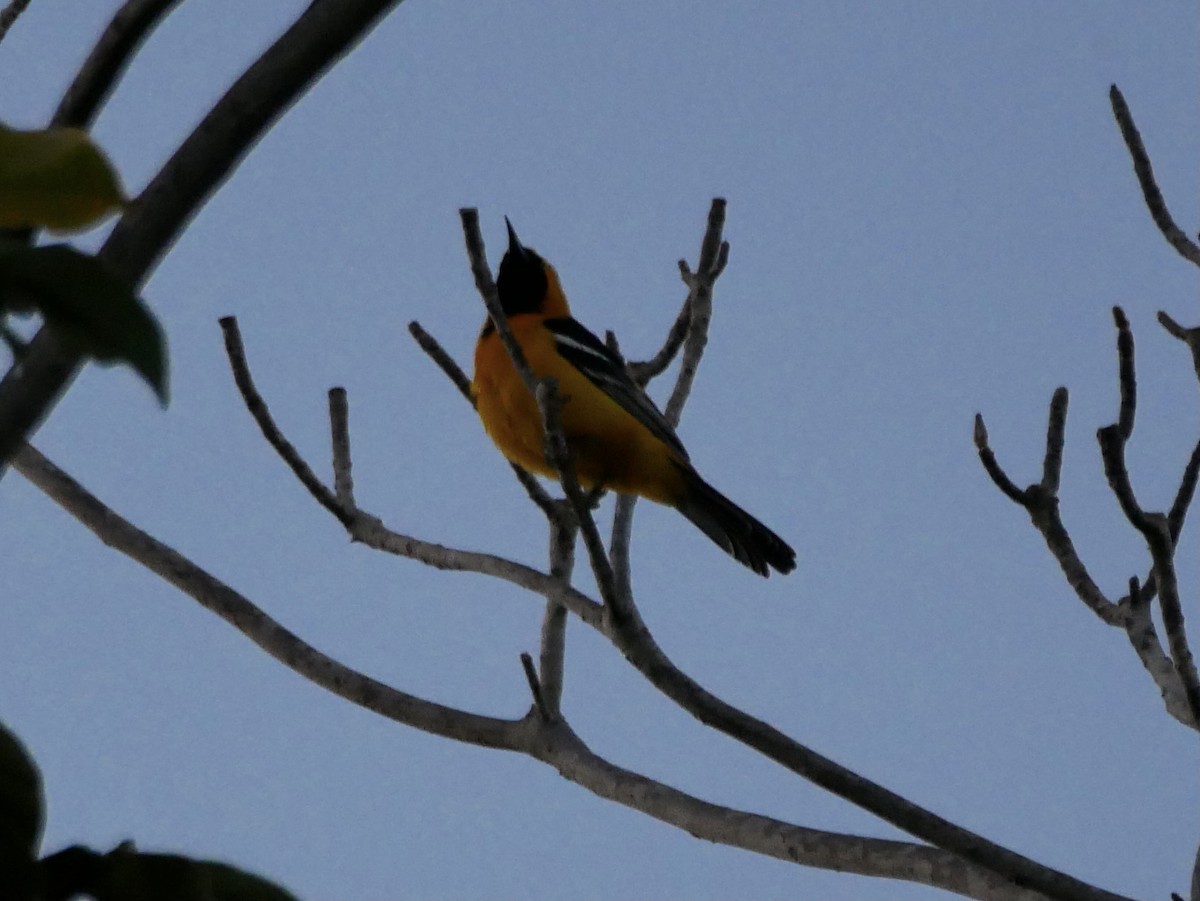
left=504, top=217, right=526, bottom=258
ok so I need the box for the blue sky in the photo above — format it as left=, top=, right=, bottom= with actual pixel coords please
left=1, top=2, right=1197, bottom=898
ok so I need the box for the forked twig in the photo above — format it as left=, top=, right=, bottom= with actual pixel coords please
left=978, top=308, right=1200, bottom=729
left=220, top=315, right=604, bottom=629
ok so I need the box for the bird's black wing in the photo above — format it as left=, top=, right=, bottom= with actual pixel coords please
left=544, top=316, right=688, bottom=460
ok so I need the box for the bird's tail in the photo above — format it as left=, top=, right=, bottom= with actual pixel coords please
left=672, top=462, right=796, bottom=577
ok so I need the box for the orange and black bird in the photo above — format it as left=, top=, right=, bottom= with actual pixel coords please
left=471, top=219, right=795, bottom=576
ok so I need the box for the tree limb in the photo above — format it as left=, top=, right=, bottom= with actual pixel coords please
left=11, top=443, right=525, bottom=748
left=52, top=0, right=184, bottom=129
left=1098, top=426, right=1200, bottom=727
left=978, top=315, right=1199, bottom=729
left=612, top=201, right=730, bottom=597
left=0, top=0, right=408, bottom=469
left=0, top=0, right=31, bottom=45
left=220, top=315, right=604, bottom=630
left=12, top=440, right=1056, bottom=900
left=448, top=203, right=1128, bottom=901
left=975, top=395, right=1120, bottom=623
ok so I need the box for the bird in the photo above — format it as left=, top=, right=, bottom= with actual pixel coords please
left=470, top=219, right=795, bottom=576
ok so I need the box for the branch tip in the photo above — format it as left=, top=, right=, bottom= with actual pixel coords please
left=1109, top=83, right=1200, bottom=267
left=973, top=413, right=988, bottom=449
left=519, top=652, right=552, bottom=722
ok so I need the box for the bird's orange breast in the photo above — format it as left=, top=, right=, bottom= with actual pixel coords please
left=472, top=315, right=685, bottom=505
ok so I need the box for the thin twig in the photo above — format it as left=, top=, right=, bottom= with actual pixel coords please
left=627, top=297, right=692, bottom=384
left=14, top=447, right=1071, bottom=898
left=220, top=316, right=348, bottom=525
left=224, top=316, right=605, bottom=628
left=52, top=0, right=183, bottom=129
left=534, top=379, right=619, bottom=606
left=451, top=212, right=564, bottom=520
left=1099, top=425, right=1200, bottom=726
left=973, top=413, right=1029, bottom=505
left=663, top=200, right=728, bottom=428
left=600, top=523, right=1132, bottom=901
left=11, top=443, right=526, bottom=748
left=459, top=208, right=536, bottom=394
left=1113, top=308, right=1136, bottom=440
left=1158, top=311, right=1200, bottom=393
left=408, top=320, right=473, bottom=404
left=1041, top=387, right=1069, bottom=493
left=519, top=652, right=552, bottom=721
left=450, top=204, right=1129, bottom=898
left=0, top=0, right=32, bottom=45
left=1120, top=577, right=1193, bottom=727
left=329, top=388, right=353, bottom=506
left=1168, top=436, right=1200, bottom=543
left=613, top=201, right=729, bottom=585
left=975, top=401, right=1120, bottom=624
left=1109, top=85, right=1200, bottom=267
left=0, top=0, right=409, bottom=470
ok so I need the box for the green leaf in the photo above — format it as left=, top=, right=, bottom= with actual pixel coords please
left=0, top=123, right=127, bottom=233
left=86, top=845, right=300, bottom=901
left=200, top=861, right=302, bottom=901
left=0, top=721, right=45, bottom=901
left=0, top=241, right=168, bottom=404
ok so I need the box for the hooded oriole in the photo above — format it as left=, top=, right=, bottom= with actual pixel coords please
left=471, top=219, right=795, bottom=576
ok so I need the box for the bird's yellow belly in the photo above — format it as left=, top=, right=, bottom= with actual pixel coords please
left=473, top=326, right=683, bottom=505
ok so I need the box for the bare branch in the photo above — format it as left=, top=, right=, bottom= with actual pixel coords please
left=536, top=721, right=1053, bottom=901
left=13, top=433, right=1076, bottom=896
left=533, top=379, right=620, bottom=608
left=1042, top=387, right=1069, bottom=493
left=223, top=320, right=605, bottom=628
left=220, top=316, right=348, bottom=524
left=976, top=399, right=1120, bottom=624
left=1122, top=578, right=1195, bottom=728
left=602, top=571, right=1129, bottom=901
left=609, top=494, right=637, bottom=602
left=1191, top=839, right=1200, bottom=901
left=1158, top=311, right=1200, bottom=391
left=1099, top=425, right=1200, bottom=726
left=664, top=199, right=727, bottom=428
left=1169, top=436, right=1200, bottom=544
left=974, top=414, right=1028, bottom=504
left=0, top=0, right=408, bottom=470
left=17, top=441, right=1040, bottom=899
left=11, top=443, right=526, bottom=748
left=984, top=314, right=1198, bottom=726
left=455, top=209, right=567, bottom=521
left=627, top=296, right=691, bottom=384
left=519, top=652, right=551, bottom=722
left=408, top=320, right=473, bottom=404
left=328, top=387, right=354, bottom=505
left=52, top=0, right=184, bottom=129
left=410, top=312, right=566, bottom=517
left=0, top=0, right=32, bottom=45
left=455, top=204, right=1124, bottom=895
left=1109, top=85, right=1200, bottom=267
left=538, top=513, right=576, bottom=717
left=1113, top=308, right=1136, bottom=440
left=614, top=208, right=729, bottom=594
left=459, top=208, right=536, bottom=394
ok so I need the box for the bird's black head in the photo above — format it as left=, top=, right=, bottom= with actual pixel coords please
left=496, top=217, right=548, bottom=317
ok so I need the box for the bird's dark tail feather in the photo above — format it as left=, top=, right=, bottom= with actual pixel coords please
left=673, top=463, right=796, bottom=577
